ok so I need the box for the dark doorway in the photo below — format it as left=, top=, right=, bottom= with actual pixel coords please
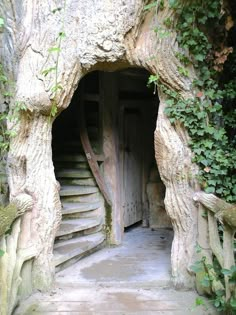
left=52, top=69, right=170, bottom=271
left=116, top=69, right=159, bottom=228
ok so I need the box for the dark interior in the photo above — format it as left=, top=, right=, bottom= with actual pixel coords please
left=52, top=69, right=160, bottom=229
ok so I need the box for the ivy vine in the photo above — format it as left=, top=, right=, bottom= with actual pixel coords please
left=149, top=0, right=236, bottom=203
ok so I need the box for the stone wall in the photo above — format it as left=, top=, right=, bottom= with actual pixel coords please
left=147, top=166, right=172, bottom=229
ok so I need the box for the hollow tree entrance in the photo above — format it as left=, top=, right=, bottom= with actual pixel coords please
left=52, top=69, right=171, bottom=270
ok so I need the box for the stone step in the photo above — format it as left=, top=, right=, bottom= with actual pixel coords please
left=55, top=162, right=90, bottom=170
left=54, top=154, right=87, bottom=163
left=67, top=127, right=99, bottom=140
left=54, top=232, right=105, bottom=271
left=56, top=169, right=92, bottom=178
left=73, top=126, right=99, bottom=135
left=85, top=113, right=99, bottom=125
left=59, top=178, right=97, bottom=186
left=61, top=192, right=101, bottom=203
left=88, top=128, right=99, bottom=140
left=64, top=208, right=102, bottom=219
left=52, top=142, right=84, bottom=152
left=62, top=201, right=102, bottom=215
left=53, top=148, right=83, bottom=155
left=60, top=185, right=99, bottom=197
left=54, top=140, right=97, bottom=150
left=60, top=140, right=83, bottom=147
left=62, top=205, right=103, bottom=220
left=56, top=218, right=102, bottom=238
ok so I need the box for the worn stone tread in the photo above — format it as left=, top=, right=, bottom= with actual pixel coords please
left=56, top=169, right=92, bottom=178
left=59, top=178, right=97, bottom=186
left=56, top=218, right=101, bottom=237
left=54, top=232, right=105, bottom=266
left=61, top=192, right=101, bottom=203
left=55, top=162, right=90, bottom=170
left=62, top=201, right=102, bottom=215
left=14, top=287, right=216, bottom=315
left=60, top=185, right=99, bottom=196
left=54, top=154, right=87, bottom=162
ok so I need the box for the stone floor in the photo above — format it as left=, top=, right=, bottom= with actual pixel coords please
left=14, top=226, right=217, bottom=315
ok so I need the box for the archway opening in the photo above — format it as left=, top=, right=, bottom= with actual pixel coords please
left=52, top=68, right=173, bottom=275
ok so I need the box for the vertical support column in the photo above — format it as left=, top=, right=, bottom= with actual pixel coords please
left=155, top=91, right=198, bottom=288
left=101, top=72, right=122, bottom=244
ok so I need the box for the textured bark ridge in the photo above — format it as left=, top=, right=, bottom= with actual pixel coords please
left=154, top=94, right=198, bottom=288
left=0, top=114, right=61, bottom=315
left=0, top=0, right=218, bottom=313
left=0, top=193, right=33, bottom=237
left=194, top=192, right=236, bottom=229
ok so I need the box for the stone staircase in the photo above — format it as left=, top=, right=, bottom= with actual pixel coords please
left=52, top=74, right=107, bottom=272
left=53, top=151, right=106, bottom=272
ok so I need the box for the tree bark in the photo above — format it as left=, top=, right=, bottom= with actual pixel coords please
left=0, top=113, right=61, bottom=314
left=194, top=192, right=236, bottom=228
left=154, top=92, right=198, bottom=288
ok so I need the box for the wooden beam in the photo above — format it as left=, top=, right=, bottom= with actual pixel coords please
left=78, top=100, right=112, bottom=207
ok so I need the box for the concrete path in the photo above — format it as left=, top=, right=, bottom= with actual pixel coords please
left=14, top=227, right=217, bottom=315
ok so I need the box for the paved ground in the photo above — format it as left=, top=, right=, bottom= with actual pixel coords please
left=14, top=227, right=217, bottom=315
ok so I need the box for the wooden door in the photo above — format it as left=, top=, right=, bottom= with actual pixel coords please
left=122, top=108, right=143, bottom=227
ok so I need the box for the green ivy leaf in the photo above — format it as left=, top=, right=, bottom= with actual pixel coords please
left=41, top=67, right=56, bottom=76
left=51, top=84, right=63, bottom=93
left=168, top=0, right=179, bottom=9
left=48, top=47, right=61, bottom=53
left=200, top=159, right=209, bottom=166
left=147, top=74, right=159, bottom=87
left=208, top=179, right=217, bottom=186
left=195, top=54, right=205, bottom=62
left=0, top=249, right=5, bottom=257
left=201, top=277, right=211, bottom=288
left=58, top=31, right=66, bottom=38
left=50, top=103, right=58, bottom=117
left=144, top=2, right=156, bottom=11
left=214, top=300, right=221, bottom=308
left=195, top=297, right=205, bottom=306
left=0, top=17, right=4, bottom=27
left=205, top=186, right=215, bottom=193
left=190, top=260, right=204, bottom=273
left=221, top=268, right=232, bottom=276
left=195, top=243, right=202, bottom=254
left=230, top=298, right=236, bottom=310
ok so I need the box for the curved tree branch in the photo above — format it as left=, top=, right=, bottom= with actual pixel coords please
left=0, top=193, right=33, bottom=237
left=193, top=191, right=236, bottom=229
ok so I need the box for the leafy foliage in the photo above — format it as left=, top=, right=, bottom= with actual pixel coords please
left=0, top=67, right=27, bottom=157
left=191, top=256, right=236, bottom=314
left=144, top=0, right=164, bottom=11
left=0, top=17, right=4, bottom=28
left=144, top=2, right=157, bottom=11
left=148, top=0, right=236, bottom=203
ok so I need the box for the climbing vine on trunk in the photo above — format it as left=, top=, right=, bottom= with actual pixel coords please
left=150, top=0, right=236, bottom=202
left=41, top=0, right=67, bottom=118
left=167, top=0, right=236, bottom=203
